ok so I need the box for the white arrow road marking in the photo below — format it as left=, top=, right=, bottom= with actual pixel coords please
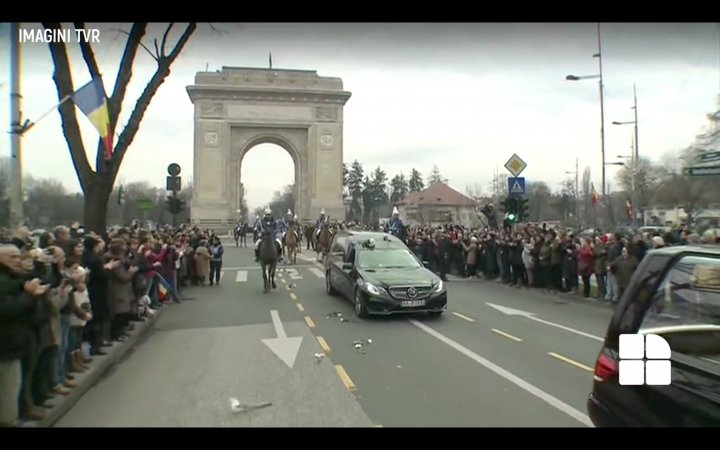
left=409, top=319, right=592, bottom=427
left=235, top=270, right=248, bottom=283
left=485, top=303, right=603, bottom=342
left=308, top=268, right=325, bottom=279
left=262, top=310, right=303, bottom=369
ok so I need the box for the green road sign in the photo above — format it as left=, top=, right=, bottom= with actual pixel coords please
left=682, top=166, right=720, bottom=177
left=136, top=198, right=153, bottom=211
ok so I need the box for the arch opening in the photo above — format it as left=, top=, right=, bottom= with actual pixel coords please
left=239, top=142, right=296, bottom=221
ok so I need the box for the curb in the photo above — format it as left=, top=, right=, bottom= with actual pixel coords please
left=29, top=305, right=167, bottom=428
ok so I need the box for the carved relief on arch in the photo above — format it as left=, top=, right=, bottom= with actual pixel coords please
left=199, top=102, right=224, bottom=117
left=315, top=106, right=337, bottom=122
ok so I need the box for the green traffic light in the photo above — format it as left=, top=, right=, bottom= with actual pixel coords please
left=508, top=213, right=516, bottom=221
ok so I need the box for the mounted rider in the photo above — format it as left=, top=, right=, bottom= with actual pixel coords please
left=254, top=208, right=283, bottom=262
left=283, top=210, right=299, bottom=235
left=278, top=209, right=291, bottom=236
left=315, top=208, right=328, bottom=239
left=385, top=206, right=405, bottom=241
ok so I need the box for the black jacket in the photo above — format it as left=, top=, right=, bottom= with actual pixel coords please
left=0, top=266, right=37, bottom=361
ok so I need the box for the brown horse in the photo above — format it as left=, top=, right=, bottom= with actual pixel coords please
left=283, top=225, right=299, bottom=265
left=314, top=222, right=333, bottom=261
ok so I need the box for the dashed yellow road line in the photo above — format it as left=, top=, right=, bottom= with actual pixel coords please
left=548, top=352, right=594, bottom=372
left=335, top=365, right=357, bottom=391
left=304, top=316, right=316, bottom=329
left=316, top=336, right=331, bottom=353
left=452, top=311, right=476, bottom=322
left=289, top=293, right=297, bottom=301
left=296, top=303, right=305, bottom=312
left=492, top=328, right=523, bottom=342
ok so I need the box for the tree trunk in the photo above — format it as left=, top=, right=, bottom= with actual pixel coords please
left=84, top=180, right=112, bottom=233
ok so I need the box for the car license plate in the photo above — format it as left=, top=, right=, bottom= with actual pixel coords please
left=401, top=300, right=425, bottom=307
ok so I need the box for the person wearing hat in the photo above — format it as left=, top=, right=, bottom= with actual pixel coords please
left=386, top=207, right=405, bottom=241
left=315, top=209, right=328, bottom=240
left=254, top=208, right=282, bottom=262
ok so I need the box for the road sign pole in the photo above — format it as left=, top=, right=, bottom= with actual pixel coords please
left=172, top=191, right=178, bottom=228
left=167, top=163, right=182, bottom=228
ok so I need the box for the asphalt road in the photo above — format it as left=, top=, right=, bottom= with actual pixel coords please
left=56, top=240, right=614, bottom=427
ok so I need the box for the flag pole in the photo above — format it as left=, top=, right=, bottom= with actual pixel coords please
left=19, top=94, right=73, bottom=135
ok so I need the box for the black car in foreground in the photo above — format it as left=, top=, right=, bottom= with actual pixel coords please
left=588, top=245, right=720, bottom=427
left=323, top=230, right=447, bottom=318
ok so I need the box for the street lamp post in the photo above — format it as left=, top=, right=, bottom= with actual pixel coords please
left=613, top=83, right=640, bottom=226
left=566, top=23, right=606, bottom=196
left=612, top=83, right=639, bottom=162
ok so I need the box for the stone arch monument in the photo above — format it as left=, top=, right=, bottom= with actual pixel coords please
left=187, top=66, right=351, bottom=226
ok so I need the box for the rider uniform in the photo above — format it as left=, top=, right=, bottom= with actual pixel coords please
left=254, top=208, right=283, bottom=262
left=386, top=207, right=405, bottom=239
left=315, top=209, right=328, bottom=239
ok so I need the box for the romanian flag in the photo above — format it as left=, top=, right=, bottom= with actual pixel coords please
left=71, top=78, right=113, bottom=159
left=156, top=274, right=171, bottom=301
left=591, top=183, right=600, bottom=206
left=158, top=282, right=168, bottom=301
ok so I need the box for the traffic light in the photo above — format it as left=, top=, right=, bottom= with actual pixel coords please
left=166, top=196, right=186, bottom=215
left=517, top=197, right=529, bottom=222
left=504, top=197, right=518, bottom=223
left=500, top=197, right=510, bottom=215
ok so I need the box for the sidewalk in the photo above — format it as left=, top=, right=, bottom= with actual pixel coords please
left=23, top=305, right=168, bottom=427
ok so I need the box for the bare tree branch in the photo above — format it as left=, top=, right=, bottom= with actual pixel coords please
left=165, top=23, right=196, bottom=60
left=73, top=22, right=102, bottom=79
left=153, top=38, right=160, bottom=59
left=110, top=27, right=157, bottom=62
left=108, top=23, right=197, bottom=185
left=96, top=23, right=147, bottom=172
left=109, top=24, right=146, bottom=124
left=42, top=22, right=94, bottom=191
left=160, top=23, right=174, bottom=58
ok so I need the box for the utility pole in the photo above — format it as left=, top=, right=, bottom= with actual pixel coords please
left=633, top=83, right=639, bottom=162
left=630, top=136, right=639, bottom=227
left=597, top=23, right=607, bottom=197
left=9, top=23, right=24, bottom=227
left=575, top=157, right=580, bottom=228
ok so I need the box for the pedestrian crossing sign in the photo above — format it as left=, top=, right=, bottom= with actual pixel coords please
left=507, top=177, right=526, bottom=196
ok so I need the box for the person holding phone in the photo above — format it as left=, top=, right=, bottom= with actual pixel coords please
left=82, top=236, right=117, bottom=355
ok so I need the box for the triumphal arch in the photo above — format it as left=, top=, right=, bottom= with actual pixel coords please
left=187, top=66, right=351, bottom=226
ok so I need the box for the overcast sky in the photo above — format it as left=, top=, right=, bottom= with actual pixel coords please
left=1, top=22, right=719, bottom=209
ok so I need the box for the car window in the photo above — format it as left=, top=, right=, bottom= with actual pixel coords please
left=346, top=247, right=356, bottom=264
left=356, top=249, right=422, bottom=270
left=639, top=254, right=720, bottom=367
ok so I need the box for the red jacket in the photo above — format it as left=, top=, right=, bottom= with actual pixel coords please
left=577, top=246, right=594, bottom=277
